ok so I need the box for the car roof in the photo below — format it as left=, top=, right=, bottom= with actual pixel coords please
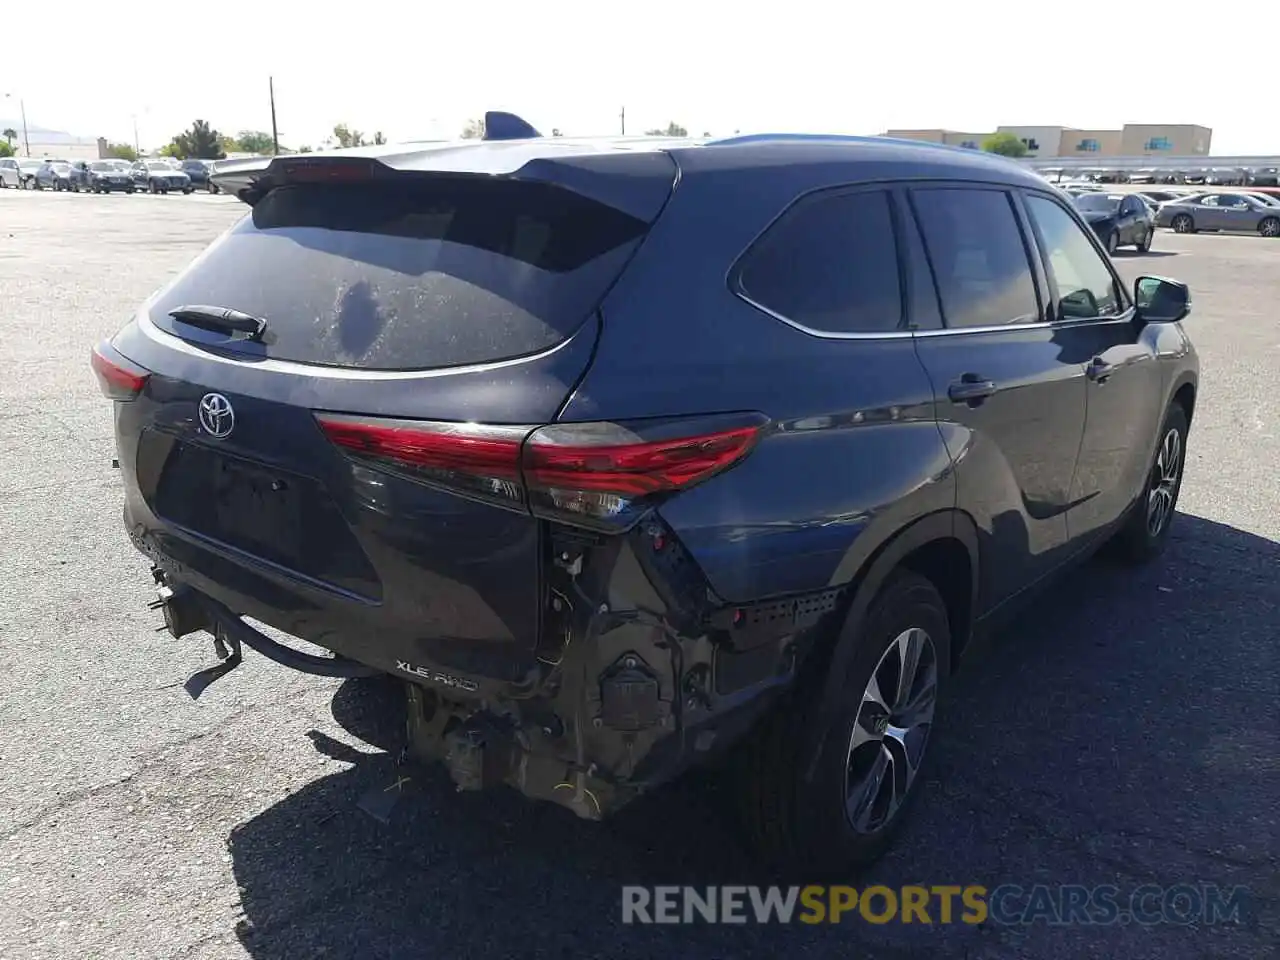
left=213, top=133, right=1049, bottom=215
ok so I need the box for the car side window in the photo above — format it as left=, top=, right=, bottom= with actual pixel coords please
left=1024, top=195, right=1121, bottom=320
left=736, top=189, right=904, bottom=334
left=909, top=187, right=1040, bottom=329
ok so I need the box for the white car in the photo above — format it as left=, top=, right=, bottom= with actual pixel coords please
left=0, top=157, right=41, bottom=188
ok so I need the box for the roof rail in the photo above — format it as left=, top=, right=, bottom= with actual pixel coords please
left=483, top=111, right=542, bottom=141
left=705, top=132, right=1000, bottom=157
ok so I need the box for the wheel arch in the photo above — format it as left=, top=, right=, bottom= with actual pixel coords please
left=799, top=509, right=979, bottom=782
left=1171, top=376, right=1196, bottom=427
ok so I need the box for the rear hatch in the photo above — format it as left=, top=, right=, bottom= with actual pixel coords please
left=106, top=148, right=677, bottom=682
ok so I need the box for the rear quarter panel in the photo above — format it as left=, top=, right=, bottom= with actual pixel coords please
left=561, top=161, right=957, bottom=602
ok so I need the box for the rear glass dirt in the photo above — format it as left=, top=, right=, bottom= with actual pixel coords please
left=147, top=178, right=651, bottom=371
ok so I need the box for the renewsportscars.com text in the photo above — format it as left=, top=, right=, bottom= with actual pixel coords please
left=620, top=884, right=1248, bottom=926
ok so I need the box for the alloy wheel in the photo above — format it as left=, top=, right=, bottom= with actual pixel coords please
left=1261, top=218, right=1280, bottom=238
left=844, top=627, right=939, bottom=835
left=1146, top=427, right=1182, bottom=537
left=1173, top=215, right=1192, bottom=233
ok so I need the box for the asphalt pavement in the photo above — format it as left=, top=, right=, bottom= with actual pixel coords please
left=0, top=188, right=1276, bottom=960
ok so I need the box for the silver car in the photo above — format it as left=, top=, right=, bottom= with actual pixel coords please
left=1155, top=193, right=1280, bottom=237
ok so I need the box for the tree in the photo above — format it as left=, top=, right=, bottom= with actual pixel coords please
left=373, top=131, right=387, bottom=145
left=332, top=123, right=366, bottom=148
left=0, top=141, right=12, bottom=158
left=981, top=132, right=1028, bottom=158
left=460, top=118, right=485, bottom=140
left=644, top=122, right=687, bottom=137
left=104, top=142, right=137, bottom=161
left=169, top=119, right=225, bottom=159
left=235, top=130, right=274, bottom=154
left=2, top=127, right=15, bottom=146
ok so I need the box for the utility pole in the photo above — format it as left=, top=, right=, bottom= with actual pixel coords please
left=3, top=93, right=29, bottom=156
left=132, top=114, right=140, bottom=157
left=620, top=106, right=625, bottom=136
left=269, top=76, right=280, bottom=155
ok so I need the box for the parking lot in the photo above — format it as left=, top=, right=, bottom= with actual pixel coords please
left=0, top=188, right=1276, bottom=960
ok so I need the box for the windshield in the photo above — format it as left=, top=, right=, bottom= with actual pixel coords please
left=145, top=161, right=170, bottom=170
left=90, top=162, right=112, bottom=171
left=1072, top=193, right=1120, bottom=213
left=50, top=163, right=70, bottom=171
left=19, top=160, right=41, bottom=171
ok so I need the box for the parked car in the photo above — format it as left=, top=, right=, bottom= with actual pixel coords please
left=1070, top=191, right=1155, bottom=253
left=11, top=158, right=43, bottom=188
left=93, top=133, right=1199, bottom=871
left=33, top=160, right=76, bottom=191
left=85, top=160, right=136, bottom=194
left=130, top=159, right=193, bottom=194
left=179, top=158, right=213, bottom=187
left=1155, top=193, right=1280, bottom=237
left=0, top=157, right=20, bottom=188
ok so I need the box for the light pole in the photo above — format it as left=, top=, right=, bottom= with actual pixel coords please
left=3, top=92, right=30, bottom=157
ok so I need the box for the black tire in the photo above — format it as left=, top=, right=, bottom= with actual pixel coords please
left=1258, top=217, right=1280, bottom=239
left=1137, top=227, right=1154, bottom=253
left=126, top=186, right=135, bottom=194
left=1107, top=404, right=1188, bottom=564
left=735, top=570, right=951, bottom=875
left=1105, top=230, right=1119, bottom=256
left=1172, top=214, right=1195, bottom=234
left=149, top=180, right=158, bottom=194
left=182, top=186, right=193, bottom=194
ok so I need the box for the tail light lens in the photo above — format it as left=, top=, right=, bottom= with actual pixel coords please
left=315, top=414, right=529, bottom=506
left=90, top=341, right=151, bottom=401
left=315, top=412, right=767, bottom=530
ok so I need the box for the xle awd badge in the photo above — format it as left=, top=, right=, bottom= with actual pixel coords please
left=396, top=660, right=479, bottom=692
left=198, top=393, right=235, bottom=439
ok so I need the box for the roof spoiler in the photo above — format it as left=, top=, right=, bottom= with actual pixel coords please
left=482, top=111, right=542, bottom=141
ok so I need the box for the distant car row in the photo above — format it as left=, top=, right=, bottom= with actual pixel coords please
left=0, top=157, right=220, bottom=194
left=1060, top=185, right=1280, bottom=241
left=1040, top=166, right=1280, bottom=187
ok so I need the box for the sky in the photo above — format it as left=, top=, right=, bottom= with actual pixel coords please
left=5, top=0, right=1280, bottom=155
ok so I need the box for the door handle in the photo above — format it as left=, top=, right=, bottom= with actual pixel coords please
left=1087, top=357, right=1115, bottom=383
left=947, top=375, right=999, bottom=405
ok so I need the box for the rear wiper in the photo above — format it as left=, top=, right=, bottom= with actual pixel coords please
left=167, top=305, right=268, bottom=342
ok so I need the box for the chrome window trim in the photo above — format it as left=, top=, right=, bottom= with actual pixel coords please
left=736, top=290, right=1137, bottom=341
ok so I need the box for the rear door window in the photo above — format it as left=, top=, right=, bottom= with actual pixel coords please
left=149, top=179, right=652, bottom=370
left=735, top=189, right=903, bottom=334
left=910, top=187, right=1041, bottom=329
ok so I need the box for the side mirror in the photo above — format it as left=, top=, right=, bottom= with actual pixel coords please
left=1134, top=276, right=1191, bottom=324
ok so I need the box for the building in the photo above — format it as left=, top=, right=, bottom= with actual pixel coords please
left=882, top=124, right=1212, bottom=158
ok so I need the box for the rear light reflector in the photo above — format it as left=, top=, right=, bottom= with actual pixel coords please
left=90, top=341, right=151, bottom=401
left=314, top=412, right=767, bottom=530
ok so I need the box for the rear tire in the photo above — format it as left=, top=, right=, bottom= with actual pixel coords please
left=1108, top=404, right=1188, bottom=564
left=1138, top=228, right=1153, bottom=252
left=1172, top=214, right=1195, bottom=234
left=1259, top=217, right=1280, bottom=238
left=735, top=570, right=951, bottom=875
left=1106, top=230, right=1119, bottom=255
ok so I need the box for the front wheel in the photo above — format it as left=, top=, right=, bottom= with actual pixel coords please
left=736, top=570, right=951, bottom=874
left=1137, top=228, right=1154, bottom=253
left=1259, top=217, right=1280, bottom=238
left=1106, top=230, right=1119, bottom=255
left=1108, top=404, right=1188, bottom=564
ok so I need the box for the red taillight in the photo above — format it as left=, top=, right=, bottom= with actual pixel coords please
left=315, top=414, right=529, bottom=505
left=274, top=159, right=381, bottom=184
left=90, top=341, right=150, bottom=401
left=315, top=413, right=766, bottom=530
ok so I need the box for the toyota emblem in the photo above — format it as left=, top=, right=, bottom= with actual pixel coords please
left=198, top=393, right=235, bottom=439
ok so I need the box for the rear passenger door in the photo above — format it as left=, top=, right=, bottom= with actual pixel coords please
left=1021, top=191, right=1164, bottom=544
left=906, top=184, right=1088, bottom=609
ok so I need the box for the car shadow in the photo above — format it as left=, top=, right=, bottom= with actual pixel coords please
left=227, top=513, right=1278, bottom=960
left=1114, top=249, right=1178, bottom=258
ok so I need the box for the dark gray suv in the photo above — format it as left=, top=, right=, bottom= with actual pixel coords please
left=94, top=131, right=1199, bottom=871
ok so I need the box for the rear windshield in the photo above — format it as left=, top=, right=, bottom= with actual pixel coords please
left=149, top=179, right=650, bottom=370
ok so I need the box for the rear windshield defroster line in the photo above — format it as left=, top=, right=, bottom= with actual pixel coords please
left=148, top=178, right=651, bottom=372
